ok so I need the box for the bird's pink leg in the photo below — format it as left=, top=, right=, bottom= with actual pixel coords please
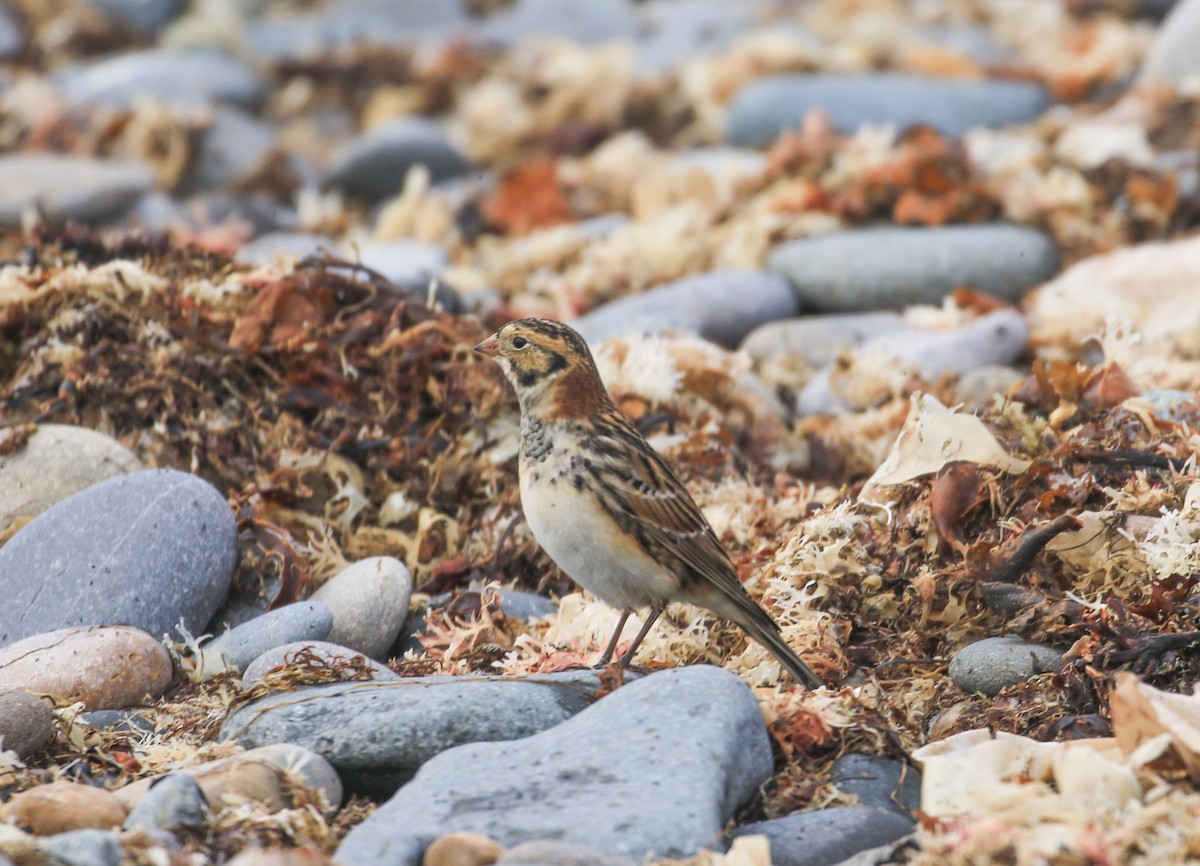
left=619, top=607, right=663, bottom=667
left=595, top=609, right=632, bottom=668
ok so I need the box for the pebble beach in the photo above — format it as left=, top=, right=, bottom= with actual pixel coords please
left=2, top=1, right=1200, bottom=865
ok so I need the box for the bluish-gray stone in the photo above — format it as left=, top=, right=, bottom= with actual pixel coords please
left=352, top=241, right=448, bottom=285
left=221, top=669, right=621, bottom=796
left=0, top=4, right=23, bottom=60
left=43, top=829, right=123, bottom=866
left=0, top=469, right=237, bottom=648
left=731, top=807, right=914, bottom=866
left=311, top=557, right=412, bottom=660
left=830, top=754, right=921, bottom=818
left=573, top=269, right=799, bottom=347
left=0, top=155, right=153, bottom=227
left=206, top=601, right=334, bottom=673
left=247, top=0, right=470, bottom=61
left=235, top=232, right=331, bottom=267
left=473, top=0, right=639, bottom=47
left=53, top=49, right=266, bottom=111
left=79, top=0, right=184, bottom=36
left=79, top=710, right=154, bottom=735
left=635, top=0, right=755, bottom=77
left=124, top=773, right=208, bottom=833
left=767, top=224, right=1059, bottom=312
left=0, top=689, right=53, bottom=758
left=322, top=118, right=471, bottom=201
left=335, top=666, right=772, bottom=866
left=725, top=74, right=1049, bottom=145
left=949, top=637, right=1063, bottom=696
left=183, top=107, right=278, bottom=194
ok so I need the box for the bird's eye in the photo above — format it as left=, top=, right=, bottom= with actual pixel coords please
left=511, top=336, right=529, bottom=349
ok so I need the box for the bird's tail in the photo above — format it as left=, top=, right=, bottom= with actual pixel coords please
left=740, top=615, right=825, bottom=690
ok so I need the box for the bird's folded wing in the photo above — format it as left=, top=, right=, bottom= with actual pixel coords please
left=588, top=421, right=773, bottom=626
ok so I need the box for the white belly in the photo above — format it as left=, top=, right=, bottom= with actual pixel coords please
left=520, top=449, right=675, bottom=610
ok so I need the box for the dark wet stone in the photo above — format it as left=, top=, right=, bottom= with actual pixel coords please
left=0, top=470, right=237, bottom=647
left=322, top=118, right=472, bottom=202
left=79, top=710, right=155, bottom=735
left=0, top=4, right=23, bottom=60
left=726, top=74, right=1049, bottom=145
left=830, top=754, right=921, bottom=818
left=731, top=807, right=914, bottom=866
left=124, top=773, right=209, bottom=832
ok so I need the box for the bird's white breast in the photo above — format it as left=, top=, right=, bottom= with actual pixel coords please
left=519, top=425, right=676, bottom=610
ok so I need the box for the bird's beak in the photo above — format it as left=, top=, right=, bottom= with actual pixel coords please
left=474, top=333, right=500, bottom=356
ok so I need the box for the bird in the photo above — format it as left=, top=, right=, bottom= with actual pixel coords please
left=475, top=317, right=825, bottom=689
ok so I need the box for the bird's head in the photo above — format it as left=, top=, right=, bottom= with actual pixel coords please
left=475, top=318, right=609, bottom=417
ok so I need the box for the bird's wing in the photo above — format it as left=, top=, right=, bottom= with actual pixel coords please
left=584, top=411, right=778, bottom=629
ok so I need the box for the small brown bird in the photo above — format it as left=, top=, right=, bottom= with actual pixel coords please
left=475, top=317, right=824, bottom=688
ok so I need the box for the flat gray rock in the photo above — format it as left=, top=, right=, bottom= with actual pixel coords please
left=43, top=829, right=123, bottom=866
left=725, top=74, right=1049, bottom=145
left=221, top=669, right=620, bottom=796
left=1142, top=0, right=1200, bottom=86
left=474, top=0, right=640, bottom=47
left=0, top=470, right=237, bottom=647
left=322, top=118, right=471, bottom=201
left=242, top=640, right=400, bottom=687
left=0, top=689, right=53, bottom=758
left=949, top=636, right=1063, bottom=696
left=830, top=754, right=921, bottom=818
left=0, top=424, right=142, bottom=535
left=311, top=557, right=412, bottom=659
left=635, top=0, right=755, bottom=78
left=731, top=807, right=914, bottom=866
left=767, top=224, right=1059, bottom=312
left=573, top=269, right=799, bottom=348
left=247, top=0, right=470, bottom=61
left=335, top=666, right=773, bottom=866
left=206, top=602, right=334, bottom=673
left=53, top=48, right=266, bottom=110
left=0, top=155, right=153, bottom=227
